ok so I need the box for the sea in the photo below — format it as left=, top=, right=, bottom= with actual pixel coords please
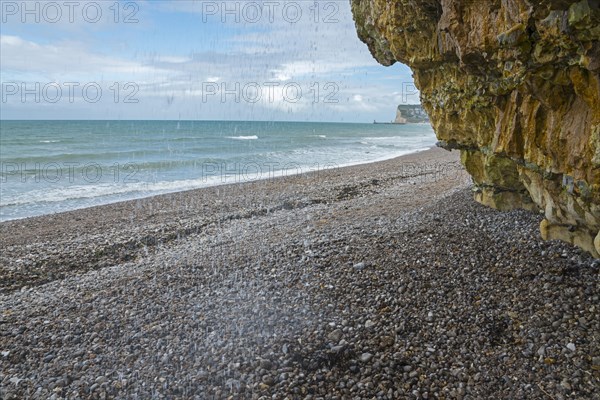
left=0, top=120, right=437, bottom=221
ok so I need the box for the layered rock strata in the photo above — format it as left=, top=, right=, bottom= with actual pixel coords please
left=352, top=0, right=600, bottom=257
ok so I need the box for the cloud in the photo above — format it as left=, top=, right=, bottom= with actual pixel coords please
left=0, top=1, right=419, bottom=122
left=0, top=35, right=171, bottom=83
left=0, top=0, right=150, bottom=30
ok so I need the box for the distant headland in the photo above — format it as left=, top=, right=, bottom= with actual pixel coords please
left=373, top=104, right=430, bottom=124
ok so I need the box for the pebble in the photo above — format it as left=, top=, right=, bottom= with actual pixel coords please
left=261, top=376, right=274, bottom=386
left=330, top=345, right=344, bottom=353
left=0, top=160, right=597, bottom=399
left=353, top=262, right=366, bottom=271
left=537, top=345, right=546, bottom=356
left=327, top=329, right=343, bottom=342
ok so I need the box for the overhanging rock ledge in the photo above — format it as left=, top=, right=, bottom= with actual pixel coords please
left=351, top=0, right=600, bottom=257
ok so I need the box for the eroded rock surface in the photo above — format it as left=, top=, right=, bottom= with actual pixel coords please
left=352, top=0, right=600, bottom=257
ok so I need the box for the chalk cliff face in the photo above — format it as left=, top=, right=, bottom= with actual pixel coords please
left=352, top=0, right=600, bottom=257
left=395, top=105, right=430, bottom=123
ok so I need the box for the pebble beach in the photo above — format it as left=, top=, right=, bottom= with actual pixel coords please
left=1, top=147, right=599, bottom=399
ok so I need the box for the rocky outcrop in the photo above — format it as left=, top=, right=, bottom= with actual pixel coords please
left=352, top=0, right=600, bottom=257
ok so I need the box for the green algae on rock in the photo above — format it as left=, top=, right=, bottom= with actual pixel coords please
left=352, top=0, right=600, bottom=257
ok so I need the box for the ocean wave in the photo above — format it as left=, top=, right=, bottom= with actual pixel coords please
left=0, top=165, right=292, bottom=208
left=365, top=136, right=404, bottom=140
left=0, top=179, right=212, bottom=207
left=2, top=149, right=170, bottom=164
left=227, top=135, right=258, bottom=140
left=1, top=121, right=439, bottom=221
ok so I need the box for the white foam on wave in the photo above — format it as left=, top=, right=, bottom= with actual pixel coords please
left=334, top=146, right=435, bottom=169
left=1, top=123, right=440, bottom=221
left=0, top=165, right=296, bottom=208
left=227, top=135, right=258, bottom=140
left=366, top=136, right=399, bottom=140
left=0, top=144, right=439, bottom=222
left=1, top=178, right=214, bottom=207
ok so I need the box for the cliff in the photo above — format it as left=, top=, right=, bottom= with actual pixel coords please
left=395, top=105, right=431, bottom=123
left=352, top=0, right=600, bottom=257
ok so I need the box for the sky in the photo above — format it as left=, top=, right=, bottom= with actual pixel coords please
left=0, top=0, right=420, bottom=122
